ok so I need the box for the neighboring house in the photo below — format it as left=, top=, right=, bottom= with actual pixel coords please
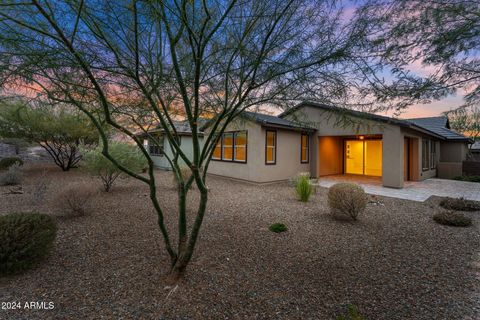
left=138, top=120, right=205, bottom=170
left=471, top=140, right=480, bottom=161
left=145, top=102, right=472, bottom=188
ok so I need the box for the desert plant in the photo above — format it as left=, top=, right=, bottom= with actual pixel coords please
left=269, top=223, right=288, bottom=233
left=337, top=304, right=366, bottom=320
left=30, top=170, right=50, bottom=205
left=453, top=175, right=480, bottom=183
left=295, top=173, right=313, bottom=202
left=0, top=157, right=23, bottom=170
left=328, top=183, right=368, bottom=221
left=0, top=163, right=23, bottom=186
left=433, top=211, right=472, bottom=227
left=83, top=142, right=147, bottom=192
left=53, top=184, right=95, bottom=217
left=0, top=102, right=98, bottom=171
left=172, top=166, right=193, bottom=189
left=439, top=197, right=480, bottom=212
left=0, top=212, right=57, bottom=275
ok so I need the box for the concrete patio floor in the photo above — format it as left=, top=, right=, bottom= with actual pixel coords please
left=316, top=175, right=480, bottom=202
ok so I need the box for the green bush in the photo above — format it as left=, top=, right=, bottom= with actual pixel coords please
left=433, top=211, right=472, bottom=227
left=83, top=142, right=147, bottom=191
left=0, top=163, right=23, bottom=186
left=0, top=213, right=57, bottom=275
left=328, top=183, right=368, bottom=221
left=439, top=197, right=480, bottom=211
left=453, top=175, right=480, bottom=183
left=337, top=304, right=366, bottom=320
left=0, top=157, right=23, bottom=170
left=269, top=223, right=288, bottom=233
left=294, top=173, right=314, bottom=202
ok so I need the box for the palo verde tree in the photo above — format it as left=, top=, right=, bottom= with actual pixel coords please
left=0, top=101, right=98, bottom=171
left=444, top=105, right=480, bottom=147
left=361, top=0, right=480, bottom=109
left=0, top=0, right=399, bottom=279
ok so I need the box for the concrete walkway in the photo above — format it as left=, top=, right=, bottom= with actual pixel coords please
left=316, top=175, right=480, bottom=202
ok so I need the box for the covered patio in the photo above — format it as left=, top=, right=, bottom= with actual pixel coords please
left=316, top=175, right=480, bottom=202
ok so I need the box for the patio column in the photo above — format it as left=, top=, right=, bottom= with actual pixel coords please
left=382, top=126, right=404, bottom=188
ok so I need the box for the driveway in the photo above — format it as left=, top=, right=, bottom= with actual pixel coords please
left=316, top=175, right=480, bottom=202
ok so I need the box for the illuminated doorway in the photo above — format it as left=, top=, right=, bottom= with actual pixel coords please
left=345, top=140, right=382, bottom=177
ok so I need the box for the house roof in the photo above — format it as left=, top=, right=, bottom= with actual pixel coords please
left=405, top=116, right=470, bottom=141
left=471, top=140, right=480, bottom=151
left=136, top=119, right=207, bottom=137
left=279, top=101, right=473, bottom=142
left=242, top=111, right=315, bottom=131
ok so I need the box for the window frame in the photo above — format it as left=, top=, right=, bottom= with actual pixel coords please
left=211, top=130, right=248, bottom=163
left=422, top=139, right=430, bottom=171
left=265, top=130, right=277, bottom=165
left=300, top=133, right=309, bottom=164
left=430, top=140, right=437, bottom=170
left=149, top=135, right=165, bottom=156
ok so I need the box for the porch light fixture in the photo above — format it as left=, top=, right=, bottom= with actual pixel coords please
left=359, top=135, right=365, bottom=140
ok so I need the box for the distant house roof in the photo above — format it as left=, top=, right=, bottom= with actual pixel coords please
left=280, top=101, right=473, bottom=142
left=471, top=140, right=480, bottom=151
left=136, top=119, right=207, bottom=137
left=242, top=111, right=315, bottom=131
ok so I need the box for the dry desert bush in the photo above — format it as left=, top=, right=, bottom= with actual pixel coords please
left=327, top=182, right=368, bottom=221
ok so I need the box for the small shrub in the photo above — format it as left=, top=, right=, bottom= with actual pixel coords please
left=0, top=157, right=23, bottom=170
left=0, top=163, right=23, bottom=186
left=82, top=142, right=147, bottom=192
left=328, top=183, right=368, bottom=221
left=30, top=170, right=50, bottom=205
left=53, top=184, right=95, bottom=217
left=433, top=211, right=472, bottom=227
left=453, top=175, right=480, bottom=183
left=337, top=304, right=366, bottom=320
left=0, top=213, right=57, bottom=275
left=439, top=197, right=480, bottom=211
left=269, top=223, right=287, bottom=233
left=294, top=173, right=313, bottom=202
left=172, top=166, right=193, bottom=189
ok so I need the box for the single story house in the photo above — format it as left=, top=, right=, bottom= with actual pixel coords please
left=145, top=102, right=472, bottom=188
left=138, top=120, right=205, bottom=170
left=471, top=140, right=480, bottom=161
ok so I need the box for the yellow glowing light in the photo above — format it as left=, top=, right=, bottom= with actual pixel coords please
left=359, top=135, right=365, bottom=140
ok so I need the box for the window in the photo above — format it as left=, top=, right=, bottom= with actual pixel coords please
left=430, top=141, right=436, bottom=169
left=222, top=133, right=234, bottom=161
left=212, top=130, right=247, bottom=163
left=422, top=139, right=430, bottom=171
left=234, top=131, right=247, bottom=162
left=149, top=135, right=164, bottom=156
left=265, top=130, right=276, bottom=164
left=301, top=133, right=309, bottom=163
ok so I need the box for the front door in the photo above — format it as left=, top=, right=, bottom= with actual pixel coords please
left=345, top=139, right=382, bottom=177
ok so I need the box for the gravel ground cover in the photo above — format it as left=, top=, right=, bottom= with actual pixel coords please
left=0, top=164, right=479, bottom=319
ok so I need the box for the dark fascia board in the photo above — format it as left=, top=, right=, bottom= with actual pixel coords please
left=135, top=128, right=204, bottom=138
left=280, top=101, right=454, bottom=141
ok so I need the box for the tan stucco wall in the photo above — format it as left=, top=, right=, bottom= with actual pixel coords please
left=440, top=141, right=469, bottom=162
left=286, top=106, right=406, bottom=188
left=285, top=106, right=446, bottom=188
left=437, top=162, right=463, bottom=179
left=318, top=136, right=343, bottom=176
left=206, top=119, right=310, bottom=183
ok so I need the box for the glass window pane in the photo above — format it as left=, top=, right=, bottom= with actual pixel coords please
left=235, top=147, right=246, bottom=161
left=266, top=147, right=275, bottom=163
left=301, top=148, right=307, bottom=162
left=213, top=142, right=221, bottom=159
left=266, top=131, right=275, bottom=146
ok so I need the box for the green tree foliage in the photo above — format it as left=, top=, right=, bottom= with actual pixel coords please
left=362, top=0, right=480, bottom=107
left=0, top=102, right=98, bottom=171
left=83, top=142, right=147, bottom=192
